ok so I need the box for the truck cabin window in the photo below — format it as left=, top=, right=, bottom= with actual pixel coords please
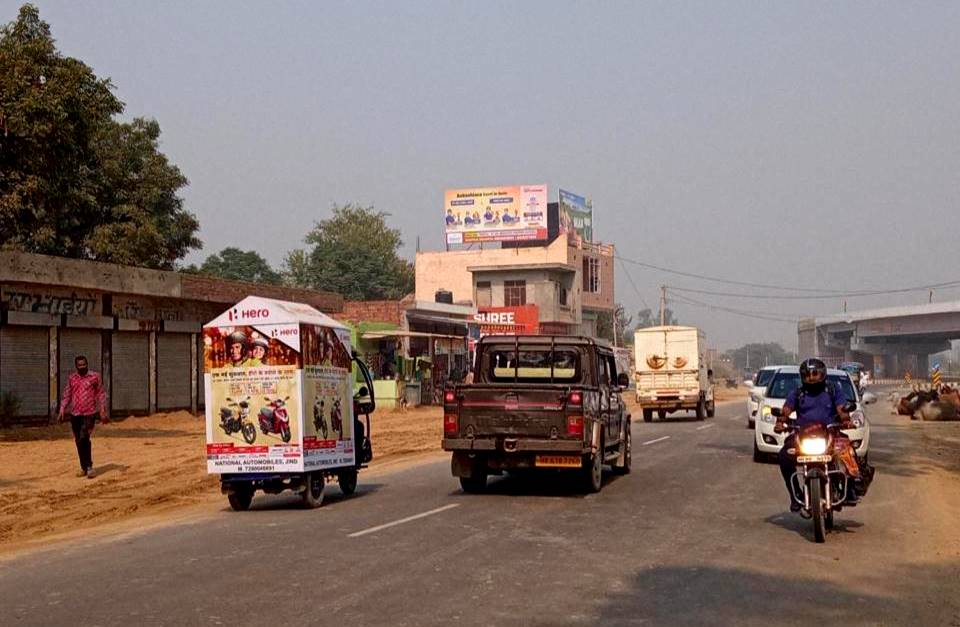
left=486, top=346, right=582, bottom=383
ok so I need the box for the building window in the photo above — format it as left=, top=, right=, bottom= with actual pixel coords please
left=558, top=282, right=569, bottom=307
left=476, top=281, right=492, bottom=307
left=584, top=258, right=600, bottom=294
left=504, top=280, right=526, bottom=306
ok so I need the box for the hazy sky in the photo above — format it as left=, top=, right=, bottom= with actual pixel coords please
left=10, top=1, right=960, bottom=349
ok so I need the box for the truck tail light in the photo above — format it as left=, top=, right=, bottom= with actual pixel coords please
left=444, top=414, right=458, bottom=435
left=568, top=391, right=582, bottom=406
left=444, top=390, right=456, bottom=404
left=566, top=415, right=584, bottom=437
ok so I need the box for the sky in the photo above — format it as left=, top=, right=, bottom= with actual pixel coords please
left=7, top=1, right=960, bottom=350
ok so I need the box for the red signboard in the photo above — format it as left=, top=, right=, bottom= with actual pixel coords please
left=474, top=305, right=540, bottom=335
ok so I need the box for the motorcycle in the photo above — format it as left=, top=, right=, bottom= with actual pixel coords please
left=220, top=396, right=257, bottom=444
left=259, top=396, right=292, bottom=443
left=313, top=398, right=328, bottom=439
left=774, top=404, right=870, bottom=543
left=330, top=398, right=343, bottom=438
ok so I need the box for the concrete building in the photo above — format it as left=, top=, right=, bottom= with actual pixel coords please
left=415, top=234, right=615, bottom=337
left=0, top=251, right=341, bottom=425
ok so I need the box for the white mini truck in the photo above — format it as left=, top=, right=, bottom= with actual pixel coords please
left=203, top=296, right=375, bottom=510
left=634, top=325, right=714, bottom=421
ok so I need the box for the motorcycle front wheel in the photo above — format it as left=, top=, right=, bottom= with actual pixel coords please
left=241, top=423, right=257, bottom=445
left=280, top=424, right=292, bottom=443
left=809, top=479, right=827, bottom=543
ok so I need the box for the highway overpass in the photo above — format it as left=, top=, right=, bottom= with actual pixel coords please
left=799, top=301, right=960, bottom=377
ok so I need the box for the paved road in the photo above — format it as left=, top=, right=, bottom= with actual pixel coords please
left=4, top=395, right=960, bottom=626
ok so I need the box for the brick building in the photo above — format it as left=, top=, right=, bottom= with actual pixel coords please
left=0, top=251, right=341, bottom=425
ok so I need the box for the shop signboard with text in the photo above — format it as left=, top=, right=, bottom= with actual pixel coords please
left=444, top=184, right=548, bottom=244
left=475, top=305, right=540, bottom=336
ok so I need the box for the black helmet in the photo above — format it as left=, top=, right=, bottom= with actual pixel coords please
left=799, top=358, right=827, bottom=385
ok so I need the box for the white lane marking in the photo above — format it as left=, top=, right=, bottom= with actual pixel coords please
left=642, top=436, right=671, bottom=445
left=696, top=423, right=716, bottom=431
left=347, top=504, right=460, bottom=538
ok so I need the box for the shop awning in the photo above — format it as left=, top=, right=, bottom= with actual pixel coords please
left=360, top=330, right=467, bottom=340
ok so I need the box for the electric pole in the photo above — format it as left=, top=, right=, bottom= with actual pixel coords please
left=659, top=285, right=666, bottom=326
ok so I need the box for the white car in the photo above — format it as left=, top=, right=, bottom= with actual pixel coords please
left=745, top=366, right=786, bottom=429
left=753, top=367, right=876, bottom=463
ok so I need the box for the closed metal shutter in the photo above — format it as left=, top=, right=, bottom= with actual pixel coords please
left=112, top=332, right=149, bottom=413
left=59, top=328, right=102, bottom=388
left=0, top=326, right=50, bottom=418
left=157, top=334, right=191, bottom=410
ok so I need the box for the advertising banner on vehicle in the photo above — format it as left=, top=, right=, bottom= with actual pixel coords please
left=444, top=184, right=548, bottom=244
left=203, top=296, right=355, bottom=474
left=558, top=189, right=593, bottom=244
left=474, top=305, right=540, bottom=336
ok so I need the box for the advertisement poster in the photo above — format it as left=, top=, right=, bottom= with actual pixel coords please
left=558, top=189, right=593, bottom=245
left=444, top=184, right=548, bottom=244
left=204, top=324, right=304, bottom=473
left=301, top=325, right=356, bottom=470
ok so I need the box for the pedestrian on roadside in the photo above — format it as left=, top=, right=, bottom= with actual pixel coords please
left=58, top=355, right=108, bottom=478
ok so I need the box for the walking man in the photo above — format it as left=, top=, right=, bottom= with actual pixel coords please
left=58, top=355, right=108, bottom=478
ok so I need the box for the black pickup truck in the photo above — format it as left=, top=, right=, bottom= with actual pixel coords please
left=442, top=335, right=631, bottom=493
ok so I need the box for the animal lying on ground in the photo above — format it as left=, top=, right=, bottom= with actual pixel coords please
left=898, top=385, right=960, bottom=421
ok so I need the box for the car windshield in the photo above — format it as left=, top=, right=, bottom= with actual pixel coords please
left=756, top=369, right=776, bottom=387
left=766, top=373, right=856, bottom=401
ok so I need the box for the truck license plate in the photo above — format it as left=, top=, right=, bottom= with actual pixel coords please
left=797, top=455, right=832, bottom=463
left=535, top=455, right=582, bottom=468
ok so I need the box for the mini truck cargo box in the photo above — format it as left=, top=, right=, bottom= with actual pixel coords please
left=204, top=296, right=356, bottom=474
left=634, top=325, right=714, bottom=420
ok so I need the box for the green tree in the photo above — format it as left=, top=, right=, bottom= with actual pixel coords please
left=193, top=247, right=281, bottom=284
left=285, top=204, right=414, bottom=300
left=0, top=4, right=200, bottom=269
left=634, top=307, right=678, bottom=329
left=724, top=343, right=797, bottom=372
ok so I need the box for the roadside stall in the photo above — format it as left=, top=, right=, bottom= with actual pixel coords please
left=203, top=296, right=375, bottom=510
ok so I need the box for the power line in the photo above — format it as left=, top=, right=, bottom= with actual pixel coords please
left=669, top=292, right=801, bottom=324
left=617, top=256, right=651, bottom=311
left=616, top=252, right=960, bottom=296
left=667, top=280, right=960, bottom=301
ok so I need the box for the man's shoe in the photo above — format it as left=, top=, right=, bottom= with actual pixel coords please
left=86, top=469, right=97, bottom=479
left=790, top=500, right=801, bottom=512
left=76, top=469, right=87, bottom=478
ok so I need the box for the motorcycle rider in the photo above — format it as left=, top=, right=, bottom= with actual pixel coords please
left=774, top=358, right=856, bottom=512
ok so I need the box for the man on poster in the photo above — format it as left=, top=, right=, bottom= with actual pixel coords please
left=58, top=355, right=108, bottom=478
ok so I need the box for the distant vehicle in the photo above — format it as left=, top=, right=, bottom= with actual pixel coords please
left=442, top=336, right=631, bottom=494
left=745, top=366, right=785, bottom=429
left=839, top=362, right=865, bottom=391
left=634, top=326, right=714, bottom=421
left=753, top=367, right=877, bottom=463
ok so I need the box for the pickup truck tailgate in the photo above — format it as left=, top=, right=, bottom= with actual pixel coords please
left=456, top=385, right=570, bottom=438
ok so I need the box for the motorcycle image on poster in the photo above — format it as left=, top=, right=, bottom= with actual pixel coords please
left=203, top=296, right=375, bottom=511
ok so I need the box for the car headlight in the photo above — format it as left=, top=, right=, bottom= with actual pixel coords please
left=849, top=410, right=865, bottom=429
left=799, top=437, right=827, bottom=455
left=760, top=406, right=776, bottom=423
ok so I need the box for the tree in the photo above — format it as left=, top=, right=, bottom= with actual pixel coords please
left=634, top=307, right=678, bottom=329
left=724, top=343, right=797, bottom=372
left=0, top=4, right=200, bottom=269
left=191, top=247, right=281, bottom=284
left=285, top=204, right=414, bottom=300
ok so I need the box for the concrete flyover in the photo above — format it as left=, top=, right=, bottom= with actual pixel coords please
left=799, top=301, right=960, bottom=378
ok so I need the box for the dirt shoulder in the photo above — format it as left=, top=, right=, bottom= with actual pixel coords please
left=0, top=405, right=444, bottom=555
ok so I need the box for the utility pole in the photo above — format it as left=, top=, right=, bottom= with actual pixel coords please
left=659, top=285, right=666, bottom=326
left=929, top=289, right=934, bottom=304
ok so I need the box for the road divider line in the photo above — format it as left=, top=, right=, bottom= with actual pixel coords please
left=696, top=424, right=716, bottom=431
left=642, top=436, right=670, bottom=446
left=348, top=504, right=460, bottom=538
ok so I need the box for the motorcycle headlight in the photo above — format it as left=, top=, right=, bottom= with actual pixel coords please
left=799, top=437, right=827, bottom=456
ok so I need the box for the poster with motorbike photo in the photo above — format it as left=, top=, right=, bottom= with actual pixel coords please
left=301, top=324, right=356, bottom=470
left=204, top=324, right=304, bottom=474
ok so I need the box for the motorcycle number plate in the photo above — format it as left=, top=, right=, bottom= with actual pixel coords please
left=535, top=455, right=582, bottom=468
left=797, top=455, right=832, bottom=463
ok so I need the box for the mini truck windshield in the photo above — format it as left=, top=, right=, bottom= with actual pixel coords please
left=484, top=344, right=583, bottom=383
left=766, top=373, right=856, bottom=401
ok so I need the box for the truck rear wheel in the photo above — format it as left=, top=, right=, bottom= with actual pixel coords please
left=707, top=401, right=715, bottom=418
left=612, top=421, right=632, bottom=475
left=302, top=472, right=325, bottom=509
left=227, top=486, right=253, bottom=512
left=642, top=408, right=653, bottom=423
left=338, top=468, right=358, bottom=495
left=459, top=473, right=487, bottom=494
left=582, top=432, right=604, bottom=493
left=695, top=400, right=706, bottom=421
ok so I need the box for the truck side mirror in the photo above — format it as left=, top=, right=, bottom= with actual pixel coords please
left=617, top=372, right=630, bottom=388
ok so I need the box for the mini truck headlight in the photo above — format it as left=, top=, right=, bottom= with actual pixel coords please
left=799, top=437, right=827, bottom=456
